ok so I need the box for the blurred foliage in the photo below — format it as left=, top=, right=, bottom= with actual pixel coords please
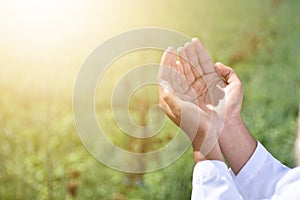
left=0, top=0, right=300, bottom=199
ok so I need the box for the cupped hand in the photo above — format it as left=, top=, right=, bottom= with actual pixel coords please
left=214, top=62, right=244, bottom=120
left=157, top=47, right=209, bottom=140
left=157, top=45, right=223, bottom=162
left=177, top=38, right=225, bottom=112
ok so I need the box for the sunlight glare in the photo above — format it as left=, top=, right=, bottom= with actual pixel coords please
left=2, top=0, right=88, bottom=55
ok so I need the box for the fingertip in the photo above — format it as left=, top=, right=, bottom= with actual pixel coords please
left=192, top=37, right=202, bottom=45
left=191, top=37, right=199, bottom=42
left=177, top=47, right=188, bottom=62
left=166, top=46, right=175, bottom=54
left=215, top=62, right=222, bottom=67
left=184, top=42, right=190, bottom=47
left=162, top=46, right=176, bottom=65
left=177, top=46, right=184, bottom=53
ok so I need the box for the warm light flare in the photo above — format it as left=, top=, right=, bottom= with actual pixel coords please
left=0, top=0, right=92, bottom=58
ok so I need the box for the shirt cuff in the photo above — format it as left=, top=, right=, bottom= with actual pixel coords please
left=193, top=160, right=229, bottom=181
left=192, top=160, right=243, bottom=200
left=229, top=141, right=290, bottom=199
left=229, top=141, right=266, bottom=186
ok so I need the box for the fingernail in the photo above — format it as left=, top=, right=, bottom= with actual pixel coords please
left=167, top=46, right=173, bottom=51
left=177, top=46, right=184, bottom=53
left=184, top=42, right=190, bottom=47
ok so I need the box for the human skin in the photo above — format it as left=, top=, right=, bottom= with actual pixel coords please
left=158, top=38, right=257, bottom=174
left=214, top=62, right=257, bottom=174
left=158, top=46, right=223, bottom=162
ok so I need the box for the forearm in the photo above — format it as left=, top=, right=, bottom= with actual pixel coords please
left=219, top=115, right=257, bottom=175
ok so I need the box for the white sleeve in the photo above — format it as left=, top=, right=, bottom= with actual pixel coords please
left=229, top=142, right=290, bottom=200
left=191, top=160, right=243, bottom=200
left=271, top=166, right=300, bottom=199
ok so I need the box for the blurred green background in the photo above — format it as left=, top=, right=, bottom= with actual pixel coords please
left=0, top=0, right=300, bottom=199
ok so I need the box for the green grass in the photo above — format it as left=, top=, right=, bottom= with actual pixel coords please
left=1, top=0, right=300, bottom=199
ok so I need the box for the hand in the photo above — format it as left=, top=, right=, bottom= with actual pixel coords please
left=157, top=47, right=209, bottom=147
left=175, top=41, right=256, bottom=172
left=158, top=45, right=223, bottom=162
left=158, top=39, right=256, bottom=172
left=177, top=38, right=225, bottom=112
left=215, top=62, right=243, bottom=120
left=214, top=62, right=257, bottom=174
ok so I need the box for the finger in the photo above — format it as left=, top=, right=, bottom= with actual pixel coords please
left=159, top=88, right=181, bottom=122
left=158, top=85, right=175, bottom=117
left=158, top=47, right=176, bottom=82
left=215, top=62, right=240, bottom=84
left=159, top=98, right=176, bottom=119
left=158, top=80, right=173, bottom=95
left=161, top=46, right=176, bottom=67
left=178, top=46, right=195, bottom=84
left=163, top=90, right=181, bottom=117
left=175, top=60, right=189, bottom=95
left=192, top=38, right=215, bottom=74
left=171, top=60, right=182, bottom=82
left=175, top=60, right=184, bottom=76
left=184, top=42, right=203, bottom=78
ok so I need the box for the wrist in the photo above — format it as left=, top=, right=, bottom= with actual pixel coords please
left=193, top=143, right=224, bottom=163
left=219, top=114, right=257, bottom=174
left=224, top=112, right=244, bottom=129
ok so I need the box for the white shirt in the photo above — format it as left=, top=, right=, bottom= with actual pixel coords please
left=192, top=142, right=300, bottom=200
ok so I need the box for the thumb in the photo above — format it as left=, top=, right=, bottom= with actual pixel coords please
left=215, top=62, right=239, bottom=84
left=161, top=89, right=181, bottom=117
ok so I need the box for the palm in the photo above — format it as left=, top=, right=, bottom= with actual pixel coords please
left=158, top=42, right=225, bottom=158
left=157, top=46, right=210, bottom=129
left=177, top=39, right=225, bottom=113
left=158, top=39, right=226, bottom=119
